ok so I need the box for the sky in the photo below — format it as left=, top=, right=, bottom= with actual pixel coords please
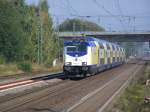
left=25, top=0, right=150, bottom=32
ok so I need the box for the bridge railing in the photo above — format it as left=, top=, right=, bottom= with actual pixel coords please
left=58, top=31, right=150, bottom=37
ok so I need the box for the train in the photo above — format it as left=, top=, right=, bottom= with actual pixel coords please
left=63, top=36, right=126, bottom=78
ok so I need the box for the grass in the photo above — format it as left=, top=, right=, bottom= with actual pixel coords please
left=110, top=65, right=150, bottom=112
left=0, top=64, right=23, bottom=76
left=0, top=63, right=63, bottom=77
left=112, top=85, right=147, bottom=112
left=32, top=63, right=63, bottom=73
left=17, top=62, right=32, bottom=73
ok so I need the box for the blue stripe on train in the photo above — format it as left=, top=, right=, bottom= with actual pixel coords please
left=88, top=62, right=124, bottom=73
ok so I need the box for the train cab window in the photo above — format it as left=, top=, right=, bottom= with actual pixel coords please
left=66, top=44, right=87, bottom=53
left=78, top=45, right=87, bottom=52
left=67, top=46, right=76, bottom=53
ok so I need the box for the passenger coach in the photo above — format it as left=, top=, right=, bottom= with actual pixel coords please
left=63, top=36, right=125, bottom=78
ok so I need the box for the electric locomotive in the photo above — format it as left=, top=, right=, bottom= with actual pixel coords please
left=63, top=36, right=125, bottom=78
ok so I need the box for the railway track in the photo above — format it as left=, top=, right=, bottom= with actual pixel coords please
left=0, top=72, right=65, bottom=104
left=68, top=64, right=144, bottom=112
left=0, top=72, right=64, bottom=91
left=0, top=64, right=126, bottom=111
left=0, top=61, right=145, bottom=112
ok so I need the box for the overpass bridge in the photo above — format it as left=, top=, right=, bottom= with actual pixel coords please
left=58, top=31, right=150, bottom=42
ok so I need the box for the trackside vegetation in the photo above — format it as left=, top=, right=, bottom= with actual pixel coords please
left=59, top=18, right=105, bottom=32
left=0, top=0, right=105, bottom=75
left=0, top=0, right=62, bottom=74
left=17, top=62, right=32, bottom=73
left=0, top=0, right=61, bottom=65
left=110, top=65, right=150, bottom=112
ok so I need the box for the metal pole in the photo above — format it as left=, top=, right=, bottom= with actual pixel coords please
left=37, top=25, right=40, bottom=64
left=108, top=24, right=111, bottom=32
left=36, top=8, right=40, bottom=64
left=39, top=4, right=43, bottom=64
left=56, top=17, right=60, bottom=62
left=73, top=22, right=75, bottom=34
left=133, top=16, right=136, bottom=32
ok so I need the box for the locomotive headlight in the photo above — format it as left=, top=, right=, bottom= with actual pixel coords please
left=82, top=62, right=87, bottom=66
left=64, top=66, right=71, bottom=71
left=82, top=66, right=88, bottom=70
left=65, top=62, right=72, bottom=66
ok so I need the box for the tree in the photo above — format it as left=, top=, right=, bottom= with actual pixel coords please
left=0, top=0, right=26, bottom=61
left=11, top=0, right=37, bottom=62
left=38, top=0, right=61, bottom=66
left=59, top=18, right=105, bottom=32
left=0, top=0, right=61, bottom=65
left=23, top=5, right=37, bottom=62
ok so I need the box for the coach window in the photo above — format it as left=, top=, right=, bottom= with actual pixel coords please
left=117, top=46, right=119, bottom=51
left=112, top=45, right=115, bottom=50
left=99, top=43, right=104, bottom=49
left=106, top=44, right=110, bottom=50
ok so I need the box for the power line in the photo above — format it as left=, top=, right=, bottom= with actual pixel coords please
left=52, top=14, right=150, bottom=19
left=66, top=0, right=80, bottom=16
left=92, top=0, right=127, bottom=32
left=115, top=0, right=128, bottom=31
left=49, top=0, right=150, bottom=32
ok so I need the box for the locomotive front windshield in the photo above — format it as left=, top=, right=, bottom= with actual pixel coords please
left=66, top=44, right=87, bottom=53
left=67, top=46, right=76, bottom=53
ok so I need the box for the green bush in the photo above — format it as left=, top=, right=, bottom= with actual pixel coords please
left=17, top=62, right=32, bottom=73
left=0, top=55, right=5, bottom=64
